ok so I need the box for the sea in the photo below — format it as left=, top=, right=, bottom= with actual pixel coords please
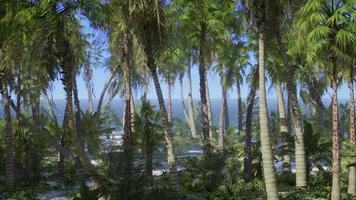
left=0, top=98, right=348, bottom=126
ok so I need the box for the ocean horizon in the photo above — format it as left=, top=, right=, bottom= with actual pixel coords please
left=0, top=98, right=350, bottom=126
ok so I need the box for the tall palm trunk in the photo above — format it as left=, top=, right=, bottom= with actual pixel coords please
left=96, top=72, right=115, bottom=119
left=59, top=100, right=70, bottom=177
left=198, top=24, right=212, bottom=159
left=1, top=81, right=15, bottom=189
left=348, top=67, right=356, bottom=196
left=331, top=68, right=340, bottom=200
left=73, top=76, right=81, bottom=134
left=188, top=61, right=197, bottom=138
left=121, top=32, right=134, bottom=197
left=141, top=9, right=179, bottom=190
left=275, top=81, right=290, bottom=173
left=149, top=66, right=179, bottom=190
left=258, top=33, right=279, bottom=200
left=275, top=29, right=307, bottom=187
left=218, top=85, right=227, bottom=151
left=224, top=93, right=230, bottom=129
left=237, top=81, right=243, bottom=132
left=243, top=84, right=256, bottom=181
left=206, top=80, right=213, bottom=139
left=84, top=67, right=94, bottom=113
left=60, top=40, right=98, bottom=182
left=168, top=82, right=173, bottom=123
left=179, top=75, right=189, bottom=122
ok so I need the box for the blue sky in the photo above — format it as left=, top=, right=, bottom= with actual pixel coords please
left=49, top=17, right=351, bottom=102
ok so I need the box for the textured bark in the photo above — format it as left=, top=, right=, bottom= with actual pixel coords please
left=331, top=71, right=340, bottom=200
left=122, top=31, right=134, bottom=197
left=188, top=62, right=197, bottom=138
left=59, top=39, right=101, bottom=184
left=168, top=82, right=173, bottom=124
left=198, top=24, right=212, bottom=160
left=206, top=80, right=213, bottom=140
left=237, top=81, right=243, bottom=132
left=84, top=67, right=94, bottom=113
left=96, top=73, right=115, bottom=119
left=275, top=81, right=290, bottom=173
left=179, top=76, right=189, bottom=123
left=224, top=92, right=230, bottom=129
left=141, top=9, right=179, bottom=190
left=348, top=68, right=356, bottom=196
left=1, top=82, right=15, bottom=189
left=258, top=33, right=279, bottom=200
left=149, top=66, right=179, bottom=190
left=218, top=86, right=227, bottom=151
left=275, top=29, right=307, bottom=187
left=243, top=84, right=256, bottom=181
left=73, top=76, right=81, bottom=135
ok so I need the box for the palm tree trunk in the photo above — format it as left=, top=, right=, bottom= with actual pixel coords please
left=1, top=81, right=15, bottom=189
left=168, top=82, right=173, bottom=124
left=96, top=72, right=115, bottom=119
left=275, top=81, right=290, bottom=173
left=84, top=67, right=94, bottom=113
left=331, top=69, right=340, bottom=200
left=198, top=24, right=212, bottom=159
left=258, top=33, right=279, bottom=200
left=121, top=31, right=135, bottom=198
left=218, top=86, right=226, bottom=151
left=60, top=40, right=100, bottom=183
left=348, top=67, right=356, bottom=196
left=206, top=80, right=213, bottom=139
left=237, top=81, right=243, bottom=132
left=188, top=61, right=197, bottom=138
left=275, top=29, right=307, bottom=187
left=243, top=84, right=256, bottom=181
left=149, top=66, right=179, bottom=190
left=224, top=92, right=229, bottom=129
left=73, top=76, right=81, bottom=134
left=179, top=75, right=190, bottom=123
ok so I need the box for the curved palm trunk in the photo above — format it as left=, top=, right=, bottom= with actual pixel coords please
left=188, top=62, right=197, bottom=138
left=275, top=29, right=307, bottom=187
left=1, top=81, right=15, bottom=189
left=179, top=76, right=189, bottom=122
left=348, top=67, right=356, bottom=196
left=149, top=66, right=179, bottom=190
left=237, top=81, right=243, bottom=132
left=275, top=81, right=290, bottom=173
left=218, top=86, right=227, bottom=151
left=96, top=72, right=115, bottom=119
left=331, top=71, right=340, bottom=200
left=59, top=40, right=99, bottom=183
left=243, top=84, right=256, bottom=181
left=59, top=100, right=70, bottom=177
left=168, top=82, right=173, bottom=123
left=258, top=33, right=279, bottom=200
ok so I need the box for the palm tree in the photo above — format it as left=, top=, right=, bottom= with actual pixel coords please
left=243, top=0, right=279, bottom=199
left=243, top=65, right=258, bottom=181
left=348, top=65, right=356, bottom=196
left=268, top=0, right=308, bottom=187
left=296, top=0, right=356, bottom=198
left=1, top=78, right=15, bottom=189
left=128, top=0, right=180, bottom=190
